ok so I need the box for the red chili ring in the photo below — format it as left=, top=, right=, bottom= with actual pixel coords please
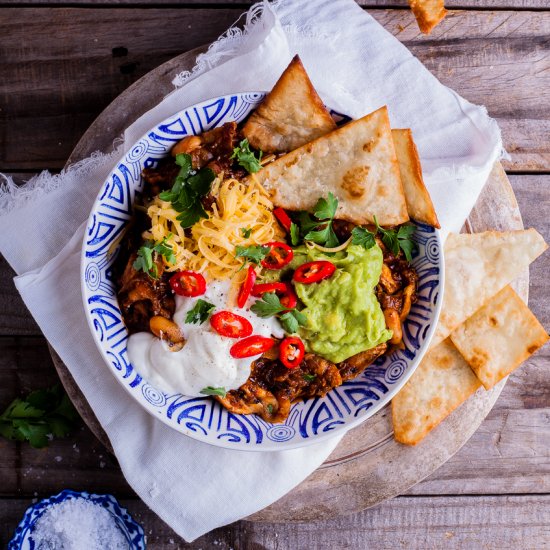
left=237, top=265, right=257, bottom=308
left=260, top=241, right=294, bottom=270
left=293, top=261, right=336, bottom=284
left=273, top=207, right=292, bottom=233
left=169, top=271, right=207, bottom=297
left=210, top=311, right=253, bottom=339
left=230, top=335, right=276, bottom=358
left=279, top=336, right=305, bottom=369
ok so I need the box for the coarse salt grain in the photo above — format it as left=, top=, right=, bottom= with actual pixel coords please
left=31, top=497, right=129, bottom=550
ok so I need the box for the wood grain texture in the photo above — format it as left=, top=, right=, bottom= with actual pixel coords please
left=2, top=495, right=550, bottom=549
left=1, top=8, right=550, bottom=171
left=2, top=1, right=549, bottom=7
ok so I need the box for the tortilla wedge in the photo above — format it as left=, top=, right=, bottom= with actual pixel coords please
left=451, top=285, right=549, bottom=390
left=433, top=229, right=548, bottom=347
left=392, top=338, right=482, bottom=445
left=409, top=0, right=448, bottom=34
left=253, top=106, right=410, bottom=226
left=392, top=128, right=440, bottom=228
left=242, top=55, right=336, bottom=154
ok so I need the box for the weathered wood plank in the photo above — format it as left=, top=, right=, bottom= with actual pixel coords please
left=0, top=337, right=133, bottom=498
left=2, top=1, right=549, bottom=8
left=1, top=9, right=550, bottom=171
left=2, top=495, right=550, bottom=549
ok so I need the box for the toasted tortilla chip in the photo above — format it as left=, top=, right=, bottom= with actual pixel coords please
left=242, top=55, right=336, bottom=154
left=433, top=229, right=548, bottom=347
left=392, top=129, right=440, bottom=228
left=450, top=286, right=549, bottom=390
left=409, top=0, right=448, bottom=34
left=253, top=106, right=409, bottom=226
left=392, top=339, right=481, bottom=445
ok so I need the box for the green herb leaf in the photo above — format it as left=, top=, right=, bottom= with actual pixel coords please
left=266, top=404, right=274, bottom=415
left=351, top=226, right=377, bottom=250
left=235, top=244, right=270, bottom=265
left=313, top=192, right=338, bottom=221
left=185, top=299, right=215, bottom=325
left=230, top=139, right=263, bottom=174
left=200, top=386, right=227, bottom=398
left=176, top=201, right=208, bottom=229
left=241, top=227, right=252, bottom=239
left=133, top=243, right=158, bottom=279
left=153, top=236, right=176, bottom=265
left=0, top=385, right=79, bottom=449
left=251, top=292, right=286, bottom=318
left=303, top=374, right=316, bottom=382
left=374, top=216, right=416, bottom=262
left=279, top=311, right=299, bottom=334
left=290, top=222, right=300, bottom=246
left=251, top=292, right=307, bottom=334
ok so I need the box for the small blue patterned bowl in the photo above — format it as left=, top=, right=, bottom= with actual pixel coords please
left=8, top=490, right=145, bottom=549
left=80, top=92, right=444, bottom=451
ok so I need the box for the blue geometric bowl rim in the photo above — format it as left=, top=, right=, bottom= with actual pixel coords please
left=80, top=92, right=445, bottom=452
left=8, top=489, right=145, bottom=549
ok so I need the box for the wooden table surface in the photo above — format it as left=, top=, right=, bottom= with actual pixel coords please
left=1, top=1, right=549, bottom=548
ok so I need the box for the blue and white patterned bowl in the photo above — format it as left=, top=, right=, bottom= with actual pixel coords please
left=81, top=92, right=444, bottom=451
left=8, top=490, right=145, bottom=549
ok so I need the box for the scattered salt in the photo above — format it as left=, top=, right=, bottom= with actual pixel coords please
left=31, top=498, right=129, bottom=550
left=54, top=456, right=63, bottom=463
left=99, top=461, right=106, bottom=469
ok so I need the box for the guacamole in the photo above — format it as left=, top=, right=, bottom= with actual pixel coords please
left=291, top=244, right=391, bottom=363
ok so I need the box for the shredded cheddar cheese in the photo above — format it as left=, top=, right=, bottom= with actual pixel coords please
left=143, top=174, right=285, bottom=286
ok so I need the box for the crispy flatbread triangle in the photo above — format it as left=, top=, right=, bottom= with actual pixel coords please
left=253, top=106, right=410, bottom=226
left=409, top=0, right=448, bottom=34
left=392, top=338, right=481, bottom=445
left=392, top=129, right=440, bottom=228
left=451, top=285, right=549, bottom=390
left=433, top=229, right=548, bottom=347
left=242, top=55, right=336, bottom=154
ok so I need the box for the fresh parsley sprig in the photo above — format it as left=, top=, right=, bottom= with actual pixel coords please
left=251, top=292, right=307, bottom=334
left=295, top=192, right=340, bottom=248
left=133, top=237, right=176, bottom=279
left=185, top=299, right=216, bottom=325
left=230, top=139, right=263, bottom=174
left=158, top=153, right=215, bottom=228
left=200, top=386, right=227, bottom=398
left=0, top=385, right=80, bottom=449
left=241, top=227, right=252, bottom=239
left=351, top=217, right=417, bottom=262
left=235, top=244, right=270, bottom=265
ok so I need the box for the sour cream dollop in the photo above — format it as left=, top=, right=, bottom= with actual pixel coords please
left=127, top=280, right=284, bottom=396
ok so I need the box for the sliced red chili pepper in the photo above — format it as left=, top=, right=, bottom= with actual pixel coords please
left=169, top=271, right=206, bottom=297
left=273, top=207, right=292, bottom=233
left=251, top=282, right=297, bottom=309
left=293, top=261, right=336, bottom=284
left=230, top=335, right=276, bottom=358
left=260, top=241, right=294, bottom=270
left=237, top=265, right=257, bottom=308
left=210, top=311, right=253, bottom=338
left=279, top=336, right=305, bottom=369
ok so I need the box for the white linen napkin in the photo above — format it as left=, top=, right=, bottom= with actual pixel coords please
left=0, top=0, right=503, bottom=541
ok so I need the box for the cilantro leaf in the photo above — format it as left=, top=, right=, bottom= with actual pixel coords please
left=241, top=227, right=252, bottom=239
left=250, top=292, right=286, bottom=318
left=153, top=237, right=176, bottom=265
left=313, top=192, right=338, bottom=221
left=290, top=222, right=300, bottom=246
left=235, top=244, right=269, bottom=265
left=251, top=292, right=307, bottom=334
left=298, top=193, right=340, bottom=248
left=200, top=386, right=227, bottom=398
left=133, top=243, right=158, bottom=279
left=185, top=299, right=215, bottom=324
left=351, top=226, right=377, bottom=250
left=230, top=139, right=263, bottom=174
left=0, top=385, right=79, bottom=449
left=279, top=311, right=299, bottom=334
left=374, top=216, right=417, bottom=262
left=303, top=374, right=316, bottom=382
left=157, top=152, right=215, bottom=229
